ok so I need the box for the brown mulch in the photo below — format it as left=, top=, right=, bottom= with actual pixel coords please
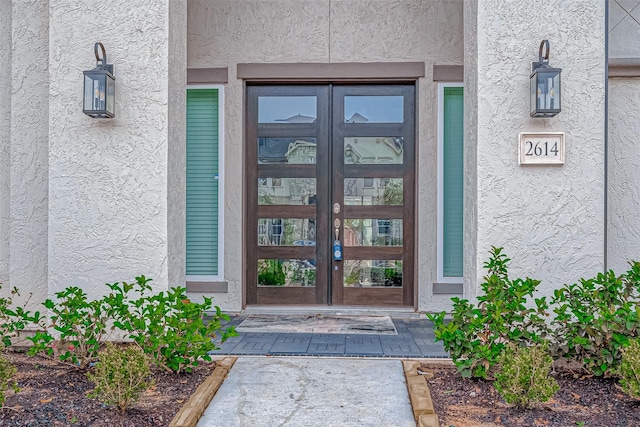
left=421, top=362, right=640, bottom=427
left=0, top=348, right=214, bottom=427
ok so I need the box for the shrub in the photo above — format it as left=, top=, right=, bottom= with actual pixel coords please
left=109, top=276, right=237, bottom=373
left=87, top=343, right=153, bottom=413
left=616, top=338, right=640, bottom=399
left=550, top=262, right=640, bottom=376
left=494, top=343, right=559, bottom=409
left=427, top=246, right=550, bottom=378
left=0, top=286, right=41, bottom=348
left=27, top=287, right=114, bottom=368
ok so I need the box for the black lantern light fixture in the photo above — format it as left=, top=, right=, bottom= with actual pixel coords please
left=83, top=42, right=115, bottom=118
left=530, top=40, right=561, bottom=118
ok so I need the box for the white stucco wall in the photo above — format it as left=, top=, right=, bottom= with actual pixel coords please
left=0, top=0, right=11, bottom=292
left=187, top=0, right=464, bottom=311
left=608, top=77, right=640, bottom=273
left=6, top=0, right=49, bottom=310
left=472, top=0, right=606, bottom=296
left=47, top=0, right=186, bottom=300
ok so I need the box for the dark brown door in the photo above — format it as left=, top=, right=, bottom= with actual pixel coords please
left=245, top=85, right=414, bottom=306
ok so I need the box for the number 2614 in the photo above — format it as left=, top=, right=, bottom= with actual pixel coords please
left=525, top=141, right=558, bottom=156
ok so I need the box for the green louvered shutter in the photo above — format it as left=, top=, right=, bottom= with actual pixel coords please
left=442, top=87, right=463, bottom=277
left=186, top=89, right=219, bottom=275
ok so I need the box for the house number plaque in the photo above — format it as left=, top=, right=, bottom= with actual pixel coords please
left=518, top=132, right=565, bottom=165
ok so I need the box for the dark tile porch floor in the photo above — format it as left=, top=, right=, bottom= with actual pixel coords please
left=211, top=316, right=449, bottom=358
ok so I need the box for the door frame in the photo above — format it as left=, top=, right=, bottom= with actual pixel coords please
left=244, top=83, right=417, bottom=307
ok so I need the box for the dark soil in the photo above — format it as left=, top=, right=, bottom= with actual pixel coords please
left=0, top=348, right=214, bottom=427
left=421, top=362, right=640, bottom=427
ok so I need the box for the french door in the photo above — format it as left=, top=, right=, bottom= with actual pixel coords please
left=245, top=85, right=415, bottom=306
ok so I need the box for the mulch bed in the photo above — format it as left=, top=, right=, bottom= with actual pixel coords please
left=421, top=362, right=640, bottom=427
left=0, top=348, right=214, bottom=427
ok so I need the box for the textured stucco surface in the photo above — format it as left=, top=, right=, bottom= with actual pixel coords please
left=472, top=0, right=605, bottom=296
left=7, top=0, right=49, bottom=310
left=47, top=0, right=184, bottom=300
left=0, top=0, right=11, bottom=291
left=608, top=78, right=640, bottom=272
left=187, top=0, right=464, bottom=311
left=168, top=0, right=187, bottom=288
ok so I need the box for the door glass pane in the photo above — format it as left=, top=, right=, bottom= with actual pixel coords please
left=258, top=96, right=317, bottom=123
left=258, top=138, right=317, bottom=164
left=344, top=95, right=403, bottom=123
left=344, top=137, right=404, bottom=164
left=258, top=178, right=316, bottom=205
left=258, top=219, right=316, bottom=246
left=343, top=260, right=403, bottom=287
left=344, top=178, right=403, bottom=205
left=343, top=219, right=402, bottom=246
left=258, top=259, right=316, bottom=287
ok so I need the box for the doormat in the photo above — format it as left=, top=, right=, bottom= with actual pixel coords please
left=236, top=314, right=397, bottom=335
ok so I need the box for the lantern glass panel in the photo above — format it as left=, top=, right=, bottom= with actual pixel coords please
left=106, top=74, right=115, bottom=116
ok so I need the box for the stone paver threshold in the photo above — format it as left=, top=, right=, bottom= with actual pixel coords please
left=212, top=316, right=448, bottom=358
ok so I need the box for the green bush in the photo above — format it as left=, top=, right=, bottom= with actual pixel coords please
left=0, top=345, right=19, bottom=408
left=616, top=338, right=640, bottom=399
left=87, top=343, right=153, bottom=413
left=27, top=287, right=113, bottom=368
left=0, top=286, right=41, bottom=348
left=494, top=343, right=559, bottom=409
left=427, top=246, right=550, bottom=378
left=108, top=276, right=237, bottom=373
left=550, top=262, right=640, bottom=376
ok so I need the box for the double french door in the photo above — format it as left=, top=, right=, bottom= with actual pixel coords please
left=245, top=85, right=415, bottom=306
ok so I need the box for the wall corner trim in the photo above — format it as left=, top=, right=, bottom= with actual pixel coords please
left=236, top=62, right=425, bottom=81
left=187, top=68, right=229, bottom=84
left=433, top=65, right=464, bottom=82
left=608, top=58, right=640, bottom=77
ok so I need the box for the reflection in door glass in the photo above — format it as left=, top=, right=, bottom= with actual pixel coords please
left=258, top=138, right=317, bottom=164
left=343, top=260, right=403, bottom=287
left=344, top=178, right=403, bottom=205
left=343, top=219, right=402, bottom=246
left=258, top=259, right=316, bottom=287
left=258, top=178, right=316, bottom=205
left=258, top=96, right=317, bottom=123
left=344, top=96, right=403, bottom=123
left=258, top=218, right=316, bottom=246
left=344, top=137, right=403, bottom=164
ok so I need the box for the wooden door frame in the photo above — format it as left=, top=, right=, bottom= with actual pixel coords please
left=244, top=83, right=416, bottom=307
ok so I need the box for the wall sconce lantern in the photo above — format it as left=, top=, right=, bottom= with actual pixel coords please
left=83, top=42, right=115, bottom=118
left=530, top=40, right=561, bottom=118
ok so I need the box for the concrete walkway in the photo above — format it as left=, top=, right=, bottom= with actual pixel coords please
left=197, top=357, right=416, bottom=427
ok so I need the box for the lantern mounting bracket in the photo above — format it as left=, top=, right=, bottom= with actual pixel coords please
left=531, top=40, right=550, bottom=72
left=93, top=42, right=114, bottom=74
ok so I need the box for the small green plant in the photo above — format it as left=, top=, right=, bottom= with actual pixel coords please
left=87, top=343, right=153, bottom=413
left=0, top=286, right=41, bottom=347
left=109, top=276, right=237, bottom=373
left=550, top=262, right=640, bottom=376
left=27, top=287, right=114, bottom=368
left=494, top=343, right=559, bottom=409
left=0, top=345, right=19, bottom=408
left=616, top=338, right=640, bottom=399
left=427, top=246, right=550, bottom=378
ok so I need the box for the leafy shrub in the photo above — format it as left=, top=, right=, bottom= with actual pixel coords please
left=0, top=286, right=41, bottom=348
left=87, top=343, right=153, bottom=413
left=258, top=260, right=286, bottom=286
left=550, top=262, right=640, bottom=376
left=27, top=287, right=114, bottom=368
left=427, top=246, right=550, bottom=378
left=494, top=343, right=559, bottom=409
left=0, top=345, right=19, bottom=408
left=616, top=338, right=640, bottom=398
left=108, top=276, right=237, bottom=373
